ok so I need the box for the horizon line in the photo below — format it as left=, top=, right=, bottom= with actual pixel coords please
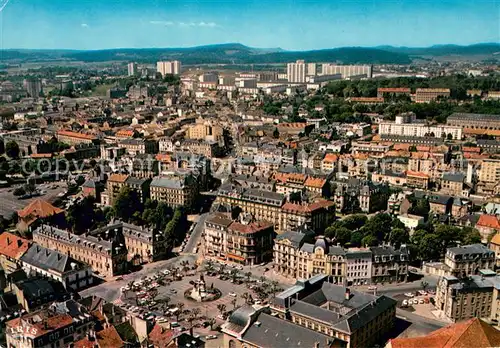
left=0, top=41, right=498, bottom=52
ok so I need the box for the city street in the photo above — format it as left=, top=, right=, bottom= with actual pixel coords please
left=184, top=213, right=208, bottom=253
left=79, top=255, right=198, bottom=302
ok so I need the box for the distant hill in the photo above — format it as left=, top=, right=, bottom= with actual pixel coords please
left=0, top=43, right=497, bottom=65
left=377, top=43, right=500, bottom=56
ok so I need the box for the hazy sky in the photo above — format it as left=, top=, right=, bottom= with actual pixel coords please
left=0, top=0, right=498, bottom=50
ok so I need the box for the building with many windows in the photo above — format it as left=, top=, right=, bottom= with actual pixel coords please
left=150, top=174, right=199, bottom=209
left=435, top=270, right=499, bottom=323
left=321, top=64, right=373, bottom=79
left=287, top=60, right=306, bottom=83
left=444, top=244, right=495, bottom=277
left=370, top=245, right=409, bottom=283
left=222, top=275, right=396, bottom=348
left=32, top=225, right=128, bottom=277
left=6, top=300, right=93, bottom=348
left=204, top=213, right=275, bottom=266
left=156, top=60, right=181, bottom=76
left=415, top=88, right=451, bottom=103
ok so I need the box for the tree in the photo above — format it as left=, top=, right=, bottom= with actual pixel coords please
left=66, top=196, right=97, bottom=233
left=231, top=297, right=237, bottom=310
left=421, top=280, right=429, bottom=292
left=461, top=227, right=481, bottom=245
left=361, top=235, right=378, bottom=247
left=191, top=308, right=201, bottom=320
left=113, top=186, right=143, bottom=222
left=5, top=141, right=19, bottom=159
left=341, top=214, right=368, bottom=230
left=0, top=139, right=4, bottom=155
left=245, top=272, right=252, bottom=283
left=216, top=304, right=226, bottom=318
left=389, top=228, right=410, bottom=249
left=350, top=231, right=363, bottom=247
left=207, top=317, right=216, bottom=330
left=408, top=197, right=430, bottom=218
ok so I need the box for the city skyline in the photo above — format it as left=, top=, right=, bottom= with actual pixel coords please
left=0, top=0, right=497, bottom=50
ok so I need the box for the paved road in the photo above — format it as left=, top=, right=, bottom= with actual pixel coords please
left=0, top=184, right=67, bottom=217
left=79, top=255, right=198, bottom=302
left=396, top=308, right=446, bottom=330
left=184, top=213, right=208, bottom=254
left=354, top=274, right=438, bottom=297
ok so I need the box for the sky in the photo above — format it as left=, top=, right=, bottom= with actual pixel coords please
left=0, top=0, right=498, bottom=50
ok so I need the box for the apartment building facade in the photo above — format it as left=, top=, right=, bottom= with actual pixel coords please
left=32, top=225, right=128, bottom=277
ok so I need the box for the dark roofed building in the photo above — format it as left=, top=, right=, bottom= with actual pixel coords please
left=20, top=243, right=93, bottom=291
left=223, top=275, right=396, bottom=348
left=13, top=278, right=69, bottom=312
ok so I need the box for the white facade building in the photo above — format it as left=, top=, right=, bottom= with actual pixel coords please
left=321, top=64, right=373, bottom=78
left=157, top=60, right=182, bottom=76
left=287, top=60, right=306, bottom=83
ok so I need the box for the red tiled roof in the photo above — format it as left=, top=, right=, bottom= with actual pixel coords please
left=229, top=220, right=273, bottom=234
left=108, top=174, right=129, bottom=183
left=17, top=199, right=64, bottom=219
left=462, top=147, right=481, bottom=153
left=378, top=87, right=411, bottom=93
left=388, top=318, right=500, bottom=348
left=96, top=326, right=125, bottom=347
left=323, top=153, right=339, bottom=163
left=282, top=200, right=334, bottom=213
left=348, top=97, right=384, bottom=102
left=116, top=129, right=135, bottom=138
left=0, top=232, right=30, bottom=260
left=304, top=177, right=326, bottom=188
left=6, top=313, right=73, bottom=338
left=148, top=324, right=175, bottom=348
left=406, top=170, right=430, bottom=179
left=477, top=215, right=500, bottom=230
left=57, top=130, right=97, bottom=141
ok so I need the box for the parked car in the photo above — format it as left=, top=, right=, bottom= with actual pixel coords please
left=205, top=335, right=217, bottom=340
left=229, top=292, right=237, bottom=297
left=402, top=299, right=408, bottom=307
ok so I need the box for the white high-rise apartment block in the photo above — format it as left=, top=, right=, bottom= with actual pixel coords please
left=287, top=60, right=306, bottom=83
left=307, top=63, right=317, bottom=76
left=156, top=60, right=182, bottom=76
left=127, top=62, right=137, bottom=76
left=321, top=64, right=373, bottom=79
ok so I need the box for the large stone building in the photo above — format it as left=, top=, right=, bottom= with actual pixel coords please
left=204, top=213, right=275, bottom=266
left=415, top=88, right=450, bottom=103
left=371, top=245, right=409, bottom=283
left=378, top=113, right=462, bottom=140
left=215, top=183, right=334, bottom=233
left=435, top=270, right=500, bottom=323
left=150, top=174, right=199, bottom=210
left=444, top=244, right=495, bottom=277
left=33, top=225, right=128, bottom=278
left=274, top=232, right=404, bottom=285
left=447, top=113, right=500, bottom=131
left=222, top=275, right=397, bottom=348
left=479, top=159, right=500, bottom=184
left=20, top=243, right=93, bottom=291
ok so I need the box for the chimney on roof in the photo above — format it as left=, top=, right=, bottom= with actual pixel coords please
left=17, top=240, right=23, bottom=248
left=6, top=237, right=10, bottom=245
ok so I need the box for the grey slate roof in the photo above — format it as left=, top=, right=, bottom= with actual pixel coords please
left=241, top=312, right=335, bottom=348
left=21, top=243, right=84, bottom=274
left=447, top=244, right=494, bottom=256
left=275, top=277, right=397, bottom=335
left=275, top=231, right=311, bottom=248
left=442, top=172, right=465, bottom=183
